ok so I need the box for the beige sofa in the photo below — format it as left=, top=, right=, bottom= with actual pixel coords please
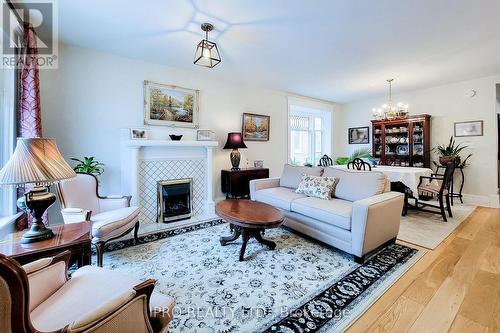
left=250, top=165, right=404, bottom=262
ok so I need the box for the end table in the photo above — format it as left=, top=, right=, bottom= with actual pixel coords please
left=0, top=221, right=92, bottom=267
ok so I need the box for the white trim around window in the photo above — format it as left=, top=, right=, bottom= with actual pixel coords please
left=287, top=95, right=334, bottom=166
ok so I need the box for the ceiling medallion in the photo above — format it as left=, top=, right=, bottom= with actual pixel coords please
left=194, top=23, right=221, bottom=68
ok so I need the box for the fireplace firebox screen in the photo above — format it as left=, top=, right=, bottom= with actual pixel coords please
left=157, top=178, right=192, bottom=222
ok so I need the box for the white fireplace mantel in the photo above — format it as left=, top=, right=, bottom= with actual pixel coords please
left=124, top=139, right=219, bottom=149
left=120, top=137, right=219, bottom=228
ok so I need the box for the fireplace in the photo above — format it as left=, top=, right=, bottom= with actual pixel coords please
left=157, top=178, right=192, bottom=222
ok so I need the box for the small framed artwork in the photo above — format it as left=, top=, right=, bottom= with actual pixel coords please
left=144, top=80, right=199, bottom=128
left=130, top=128, right=149, bottom=140
left=197, top=129, right=215, bottom=141
left=454, top=120, right=483, bottom=137
left=242, top=113, right=270, bottom=141
left=254, top=160, right=264, bottom=168
left=348, top=126, right=370, bottom=144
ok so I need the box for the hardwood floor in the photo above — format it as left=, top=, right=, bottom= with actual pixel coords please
left=346, top=206, right=500, bottom=333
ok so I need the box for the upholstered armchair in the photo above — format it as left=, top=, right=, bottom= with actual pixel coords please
left=56, top=173, right=140, bottom=266
left=0, top=251, right=174, bottom=333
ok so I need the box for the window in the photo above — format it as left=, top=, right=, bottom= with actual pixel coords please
left=288, top=97, right=333, bottom=166
left=0, top=66, right=17, bottom=217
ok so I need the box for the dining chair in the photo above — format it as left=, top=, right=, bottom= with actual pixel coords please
left=347, top=158, right=372, bottom=171
left=318, top=154, right=333, bottom=166
left=56, top=172, right=140, bottom=266
left=413, top=162, right=455, bottom=221
left=0, top=250, right=174, bottom=333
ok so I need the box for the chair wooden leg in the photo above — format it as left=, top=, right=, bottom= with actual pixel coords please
left=438, top=195, right=447, bottom=222
left=95, top=242, right=105, bottom=267
left=446, top=194, right=453, bottom=217
left=133, top=221, right=140, bottom=244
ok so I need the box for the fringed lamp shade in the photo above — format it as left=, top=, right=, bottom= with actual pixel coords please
left=0, top=138, right=76, bottom=186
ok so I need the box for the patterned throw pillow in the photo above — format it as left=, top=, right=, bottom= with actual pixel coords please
left=295, top=175, right=339, bottom=200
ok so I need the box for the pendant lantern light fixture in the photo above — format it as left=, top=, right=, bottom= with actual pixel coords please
left=194, top=23, right=221, bottom=68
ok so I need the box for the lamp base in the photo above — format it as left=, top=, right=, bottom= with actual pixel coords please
left=230, top=149, right=241, bottom=171
left=20, top=226, right=54, bottom=244
left=17, top=186, right=56, bottom=244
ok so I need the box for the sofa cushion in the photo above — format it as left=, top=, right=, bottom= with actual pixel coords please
left=295, top=175, right=339, bottom=200
left=323, top=167, right=387, bottom=202
left=291, top=197, right=352, bottom=230
left=279, top=164, right=323, bottom=189
left=253, top=187, right=307, bottom=211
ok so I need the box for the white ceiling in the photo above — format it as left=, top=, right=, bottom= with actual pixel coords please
left=50, top=0, right=500, bottom=102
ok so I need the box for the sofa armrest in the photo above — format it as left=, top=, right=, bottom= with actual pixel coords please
left=23, top=251, right=71, bottom=311
left=61, top=208, right=92, bottom=224
left=98, top=195, right=131, bottom=212
left=351, top=191, right=404, bottom=257
left=249, top=177, right=280, bottom=199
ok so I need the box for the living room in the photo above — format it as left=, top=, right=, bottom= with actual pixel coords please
left=1, top=1, right=499, bottom=332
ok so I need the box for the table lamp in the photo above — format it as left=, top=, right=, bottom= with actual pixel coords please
left=223, top=132, right=247, bottom=170
left=0, top=138, right=76, bottom=243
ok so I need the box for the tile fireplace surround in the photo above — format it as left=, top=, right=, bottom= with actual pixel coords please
left=120, top=133, right=218, bottom=235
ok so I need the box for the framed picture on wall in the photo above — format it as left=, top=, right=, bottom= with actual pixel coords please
left=130, top=128, right=149, bottom=140
left=348, top=126, right=369, bottom=144
left=454, top=120, right=483, bottom=137
left=144, top=80, right=199, bottom=128
left=242, top=113, right=270, bottom=141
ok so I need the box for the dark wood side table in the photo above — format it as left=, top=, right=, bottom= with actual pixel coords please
left=216, top=199, right=284, bottom=261
left=221, top=168, right=270, bottom=198
left=0, top=221, right=92, bottom=267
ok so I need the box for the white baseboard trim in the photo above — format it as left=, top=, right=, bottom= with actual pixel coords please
left=462, top=194, right=499, bottom=208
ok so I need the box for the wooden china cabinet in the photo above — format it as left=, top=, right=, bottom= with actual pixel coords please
left=371, top=114, right=431, bottom=168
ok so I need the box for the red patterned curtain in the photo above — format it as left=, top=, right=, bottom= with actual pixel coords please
left=16, top=23, right=44, bottom=229
left=18, top=22, right=43, bottom=138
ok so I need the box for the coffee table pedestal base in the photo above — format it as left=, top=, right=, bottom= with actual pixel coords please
left=220, top=225, right=277, bottom=261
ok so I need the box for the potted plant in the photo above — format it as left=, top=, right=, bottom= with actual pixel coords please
left=434, top=136, right=469, bottom=166
left=71, top=156, right=105, bottom=177
left=335, top=149, right=372, bottom=165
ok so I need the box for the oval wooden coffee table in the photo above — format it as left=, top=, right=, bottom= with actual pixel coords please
left=215, top=199, right=285, bottom=261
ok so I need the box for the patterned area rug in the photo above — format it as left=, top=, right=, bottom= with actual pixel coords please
left=100, top=220, right=421, bottom=333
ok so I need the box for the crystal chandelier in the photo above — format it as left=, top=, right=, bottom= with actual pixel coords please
left=372, top=79, right=409, bottom=121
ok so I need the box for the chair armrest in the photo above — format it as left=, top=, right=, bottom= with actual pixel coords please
left=68, top=279, right=156, bottom=331
left=98, top=195, right=131, bottom=212
left=351, top=192, right=404, bottom=257
left=69, top=289, right=137, bottom=330
left=249, top=177, right=280, bottom=199
left=23, top=251, right=71, bottom=311
left=61, top=208, right=92, bottom=224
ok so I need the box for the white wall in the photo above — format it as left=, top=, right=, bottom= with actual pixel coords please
left=40, top=44, right=338, bottom=204
left=336, top=74, right=500, bottom=205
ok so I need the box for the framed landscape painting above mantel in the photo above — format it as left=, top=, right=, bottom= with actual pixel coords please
left=242, top=113, right=270, bottom=141
left=144, top=80, right=199, bottom=128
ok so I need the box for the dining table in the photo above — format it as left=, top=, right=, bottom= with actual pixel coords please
left=331, top=165, right=433, bottom=196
